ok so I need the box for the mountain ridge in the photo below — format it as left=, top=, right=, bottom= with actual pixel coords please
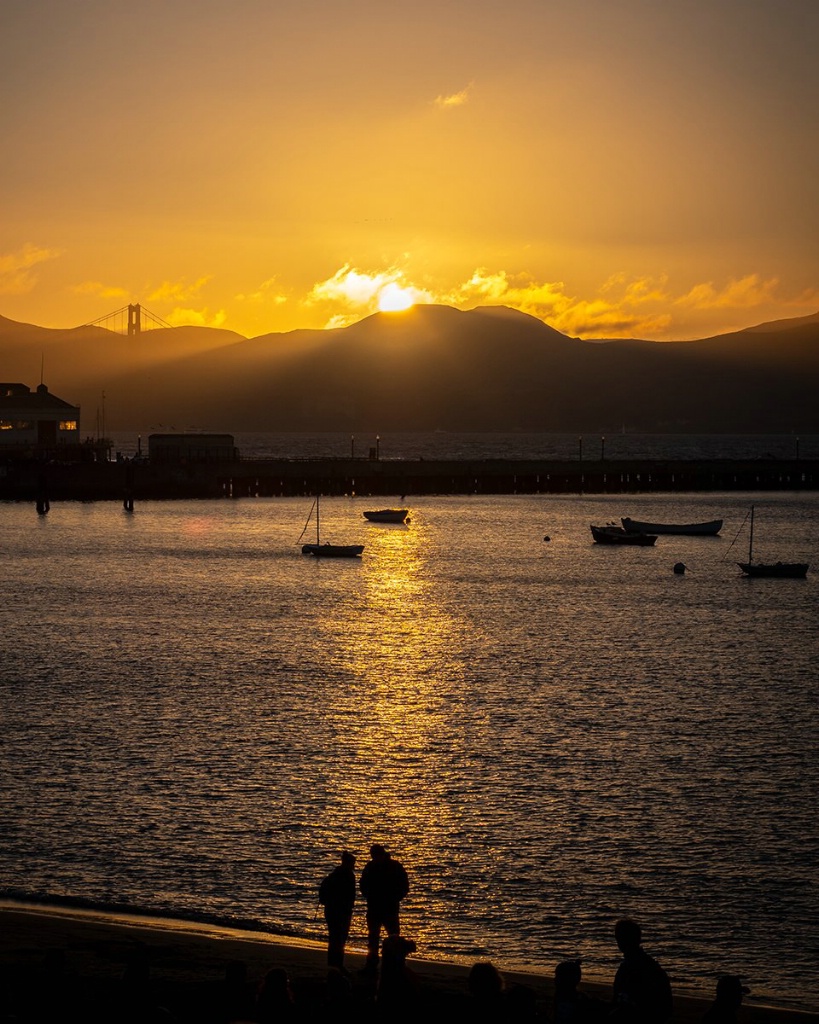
left=1, top=305, right=817, bottom=433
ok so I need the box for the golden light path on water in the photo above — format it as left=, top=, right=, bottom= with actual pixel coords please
left=319, top=513, right=476, bottom=954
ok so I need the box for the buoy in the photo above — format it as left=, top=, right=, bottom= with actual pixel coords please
left=543, top=535, right=551, bottom=542
left=673, top=562, right=686, bottom=575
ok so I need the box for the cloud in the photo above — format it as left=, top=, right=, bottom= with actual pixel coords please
left=306, top=265, right=433, bottom=326
left=439, top=269, right=676, bottom=338
left=71, top=280, right=129, bottom=299
left=0, top=243, right=63, bottom=295
left=148, top=276, right=212, bottom=303
left=165, top=307, right=227, bottom=328
left=235, top=277, right=288, bottom=304
left=675, top=274, right=780, bottom=310
left=434, top=84, right=473, bottom=109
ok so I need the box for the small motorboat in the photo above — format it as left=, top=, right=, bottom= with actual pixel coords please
left=363, top=508, right=409, bottom=523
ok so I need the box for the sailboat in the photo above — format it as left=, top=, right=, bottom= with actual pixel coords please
left=299, top=493, right=364, bottom=558
left=737, top=505, right=808, bottom=578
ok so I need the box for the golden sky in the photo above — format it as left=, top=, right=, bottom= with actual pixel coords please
left=2, top=0, right=818, bottom=341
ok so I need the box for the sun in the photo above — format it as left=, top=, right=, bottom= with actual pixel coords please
left=377, top=283, right=415, bottom=312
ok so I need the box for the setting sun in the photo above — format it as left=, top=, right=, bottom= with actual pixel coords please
left=377, top=284, right=415, bottom=312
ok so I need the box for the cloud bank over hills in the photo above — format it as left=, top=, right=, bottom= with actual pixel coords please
left=2, top=305, right=818, bottom=434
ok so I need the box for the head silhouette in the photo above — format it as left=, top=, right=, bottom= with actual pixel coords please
left=715, top=975, right=750, bottom=1009
left=555, top=959, right=582, bottom=993
left=468, top=960, right=505, bottom=998
left=615, top=919, right=642, bottom=955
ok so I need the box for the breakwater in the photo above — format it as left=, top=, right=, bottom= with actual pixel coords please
left=1, top=456, right=817, bottom=502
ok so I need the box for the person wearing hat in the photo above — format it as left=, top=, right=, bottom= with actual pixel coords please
left=359, top=843, right=410, bottom=971
left=702, top=975, right=751, bottom=1024
left=318, top=851, right=357, bottom=971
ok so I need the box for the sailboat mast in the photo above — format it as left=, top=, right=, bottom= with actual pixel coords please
left=748, top=505, right=755, bottom=564
left=316, top=492, right=320, bottom=545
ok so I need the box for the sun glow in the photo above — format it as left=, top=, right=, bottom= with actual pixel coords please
left=377, top=283, right=415, bottom=312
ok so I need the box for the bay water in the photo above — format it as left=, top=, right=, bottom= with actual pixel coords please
left=1, top=456, right=817, bottom=1011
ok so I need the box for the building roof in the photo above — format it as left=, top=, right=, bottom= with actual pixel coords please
left=0, top=383, right=79, bottom=412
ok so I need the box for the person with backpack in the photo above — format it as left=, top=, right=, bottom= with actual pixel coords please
left=318, top=851, right=357, bottom=972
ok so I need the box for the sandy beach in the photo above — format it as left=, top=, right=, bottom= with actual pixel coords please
left=1, top=901, right=816, bottom=1023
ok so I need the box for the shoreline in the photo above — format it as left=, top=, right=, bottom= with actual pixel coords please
left=1, top=900, right=817, bottom=1022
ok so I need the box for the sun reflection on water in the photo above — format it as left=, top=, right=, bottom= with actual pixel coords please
left=313, top=514, right=480, bottom=951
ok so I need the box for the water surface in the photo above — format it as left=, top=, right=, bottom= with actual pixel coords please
left=1, top=491, right=817, bottom=1011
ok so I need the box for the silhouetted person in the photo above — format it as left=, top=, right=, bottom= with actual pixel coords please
left=211, top=959, right=254, bottom=1024
left=376, top=935, right=419, bottom=1019
left=319, top=851, right=357, bottom=971
left=611, top=919, right=673, bottom=1024
left=322, top=967, right=356, bottom=1023
left=118, top=949, right=177, bottom=1023
left=466, top=961, right=506, bottom=1021
left=702, top=976, right=750, bottom=1024
left=554, top=959, right=605, bottom=1024
left=359, top=843, right=409, bottom=971
left=254, top=967, right=297, bottom=1023
left=505, top=982, right=541, bottom=1022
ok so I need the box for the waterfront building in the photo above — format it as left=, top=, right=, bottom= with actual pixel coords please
left=0, top=382, right=80, bottom=450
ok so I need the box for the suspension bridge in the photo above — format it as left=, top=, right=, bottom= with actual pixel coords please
left=82, top=303, right=173, bottom=336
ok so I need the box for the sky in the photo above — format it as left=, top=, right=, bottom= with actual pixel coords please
left=2, top=0, right=818, bottom=341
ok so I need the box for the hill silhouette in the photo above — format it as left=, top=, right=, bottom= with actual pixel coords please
left=1, top=305, right=818, bottom=433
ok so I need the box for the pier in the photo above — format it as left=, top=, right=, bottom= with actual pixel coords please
left=1, top=456, right=816, bottom=502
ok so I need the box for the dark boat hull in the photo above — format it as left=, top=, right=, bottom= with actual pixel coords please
left=302, top=543, right=364, bottom=558
left=591, top=525, right=657, bottom=546
left=363, top=509, right=409, bottom=523
left=622, top=517, right=723, bottom=536
left=737, top=561, right=808, bottom=579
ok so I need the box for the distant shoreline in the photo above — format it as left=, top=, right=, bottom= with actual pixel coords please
left=1, top=455, right=817, bottom=501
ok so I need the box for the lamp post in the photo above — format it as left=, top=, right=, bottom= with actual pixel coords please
left=796, top=436, right=800, bottom=461
left=376, top=434, right=380, bottom=460
left=351, top=434, right=355, bottom=458
left=578, top=436, right=583, bottom=462
left=601, top=435, right=606, bottom=460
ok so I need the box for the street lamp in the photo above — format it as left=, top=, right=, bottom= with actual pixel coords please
left=601, top=435, right=605, bottom=460
left=578, top=436, right=583, bottom=462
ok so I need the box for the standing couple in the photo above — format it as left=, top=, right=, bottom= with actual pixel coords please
left=318, top=843, right=410, bottom=973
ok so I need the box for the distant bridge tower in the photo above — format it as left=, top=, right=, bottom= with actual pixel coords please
left=81, top=303, right=172, bottom=335
left=127, top=303, right=142, bottom=336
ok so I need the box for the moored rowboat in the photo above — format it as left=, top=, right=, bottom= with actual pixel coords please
left=591, top=524, right=658, bottom=546
left=363, top=509, right=409, bottom=523
left=621, top=517, right=723, bottom=536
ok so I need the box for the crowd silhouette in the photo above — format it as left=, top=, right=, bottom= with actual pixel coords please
left=0, top=846, right=757, bottom=1024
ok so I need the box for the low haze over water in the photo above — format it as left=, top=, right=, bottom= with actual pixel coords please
left=1, top=481, right=817, bottom=1011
